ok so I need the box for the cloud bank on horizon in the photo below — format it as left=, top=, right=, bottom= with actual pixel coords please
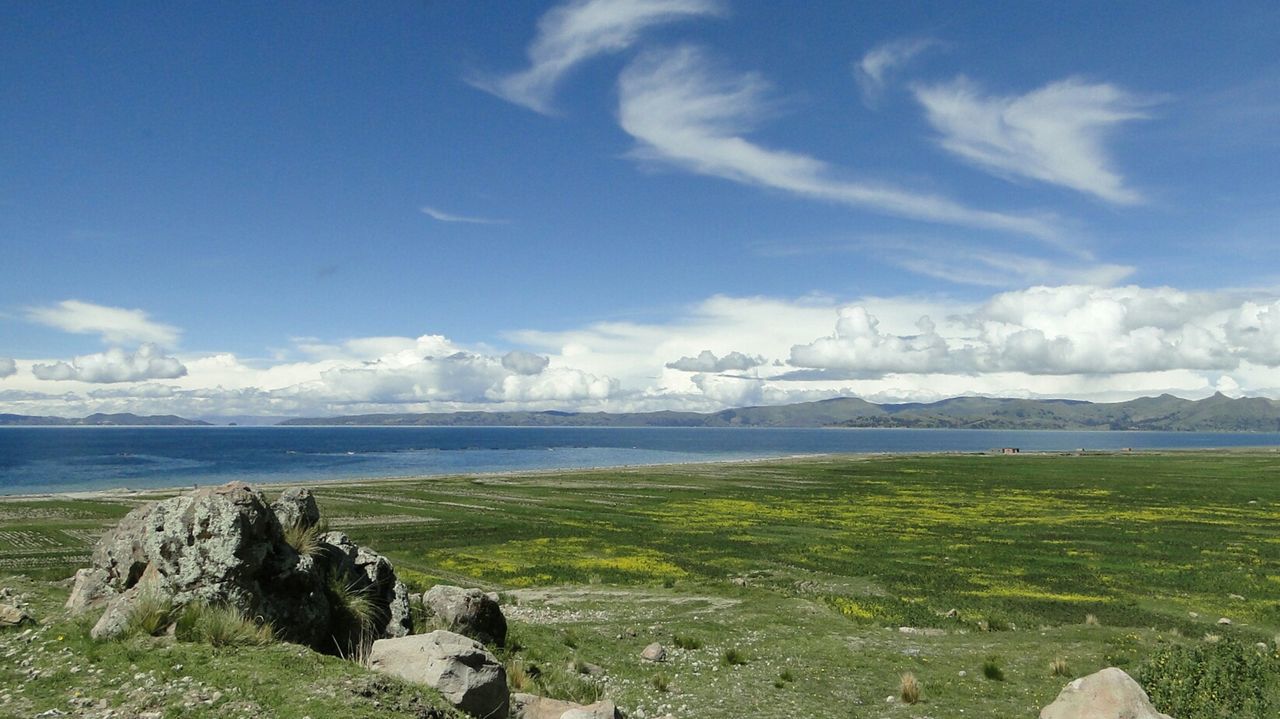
left=2, top=0, right=1278, bottom=418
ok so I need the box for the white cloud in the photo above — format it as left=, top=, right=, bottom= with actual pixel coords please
left=0, top=358, right=15, bottom=379
left=26, top=300, right=181, bottom=346
left=421, top=206, right=507, bottom=225
left=913, top=76, right=1153, bottom=204
left=868, top=239, right=1134, bottom=288
left=855, top=38, right=937, bottom=105
left=502, top=350, right=551, bottom=375
left=31, top=345, right=188, bottom=383
left=473, top=0, right=723, bottom=114
left=789, top=286, right=1241, bottom=376
left=666, top=349, right=765, bottom=372
left=617, top=46, right=1058, bottom=240
left=13, top=287, right=1280, bottom=418
left=790, top=309, right=955, bottom=376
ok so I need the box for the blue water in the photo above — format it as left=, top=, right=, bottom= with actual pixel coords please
left=2, top=426, right=1280, bottom=495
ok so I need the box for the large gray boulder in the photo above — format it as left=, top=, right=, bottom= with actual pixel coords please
left=271, top=487, right=321, bottom=530
left=68, top=481, right=411, bottom=652
left=370, top=630, right=509, bottom=719
left=512, top=693, right=620, bottom=719
left=319, top=531, right=412, bottom=639
left=424, top=584, right=507, bottom=646
left=0, top=603, right=33, bottom=628
left=1040, top=667, right=1174, bottom=719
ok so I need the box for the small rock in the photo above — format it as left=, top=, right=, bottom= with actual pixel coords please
left=640, top=642, right=667, bottom=662
left=1217, top=617, right=1232, bottom=625
left=1229, top=594, right=1245, bottom=601
left=944, top=608, right=959, bottom=619
left=0, top=604, right=33, bottom=628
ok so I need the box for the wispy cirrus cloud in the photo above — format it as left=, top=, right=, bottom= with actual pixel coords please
left=617, top=46, right=1060, bottom=241
left=421, top=206, right=508, bottom=225
left=913, top=76, right=1155, bottom=204
left=472, top=0, right=724, bottom=114
left=26, top=300, right=181, bottom=346
left=855, top=37, right=938, bottom=105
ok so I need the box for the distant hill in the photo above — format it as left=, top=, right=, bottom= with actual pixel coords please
left=278, top=393, right=1280, bottom=432
left=0, top=413, right=211, bottom=426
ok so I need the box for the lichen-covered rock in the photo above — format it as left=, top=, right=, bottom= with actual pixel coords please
left=1039, top=667, right=1173, bottom=719
left=370, top=630, right=509, bottom=719
left=68, top=481, right=411, bottom=651
left=319, top=531, right=412, bottom=639
left=271, top=487, right=320, bottom=530
left=512, top=693, right=621, bottom=719
left=424, top=584, right=507, bottom=646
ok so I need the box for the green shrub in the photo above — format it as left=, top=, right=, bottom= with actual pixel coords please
left=723, top=647, right=748, bottom=666
left=1137, top=637, right=1276, bottom=719
left=673, top=634, right=702, bottom=650
left=982, top=655, right=1005, bottom=681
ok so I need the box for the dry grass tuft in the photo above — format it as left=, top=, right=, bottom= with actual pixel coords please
left=899, top=672, right=921, bottom=704
left=1049, top=657, right=1071, bottom=677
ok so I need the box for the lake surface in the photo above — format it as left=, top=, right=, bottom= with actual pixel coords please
left=3, top=425, right=1280, bottom=495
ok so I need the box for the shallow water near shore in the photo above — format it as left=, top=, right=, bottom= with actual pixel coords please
left=4, top=425, right=1280, bottom=495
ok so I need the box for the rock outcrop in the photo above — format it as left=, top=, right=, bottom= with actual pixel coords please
left=424, top=584, right=507, bottom=646
left=1039, top=667, right=1174, bottom=719
left=370, top=630, right=509, bottom=719
left=67, top=481, right=411, bottom=653
left=512, top=693, right=621, bottom=719
left=0, top=603, right=32, bottom=628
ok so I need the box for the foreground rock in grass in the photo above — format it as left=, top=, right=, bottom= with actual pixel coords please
left=66, top=481, right=411, bottom=652
left=424, top=584, right=508, bottom=646
left=0, top=602, right=33, bottom=627
left=1039, top=667, right=1174, bottom=719
left=511, top=693, right=621, bottom=719
left=370, top=629, right=509, bottom=719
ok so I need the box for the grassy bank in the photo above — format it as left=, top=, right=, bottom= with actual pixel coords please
left=2, top=451, right=1278, bottom=717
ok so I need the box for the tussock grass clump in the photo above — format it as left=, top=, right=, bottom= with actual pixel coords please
left=282, top=519, right=328, bottom=558
left=1049, top=657, right=1071, bottom=677
left=531, top=664, right=603, bottom=705
left=122, top=591, right=174, bottom=638
left=1084, top=613, right=1100, bottom=627
left=673, top=634, right=702, bottom=650
left=175, top=602, right=274, bottom=647
left=779, top=669, right=795, bottom=683
left=650, top=672, right=670, bottom=692
left=327, top=571, right=377, bottom=632
left=505, top=658, right=537, bottom=692
left=722, top=647, right=748, bottom=666
left=982, top=655, right=1005, bottom=681
left=899, top=672, right=921, bottom=704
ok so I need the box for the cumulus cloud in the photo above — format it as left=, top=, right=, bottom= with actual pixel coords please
left=790, top=309, right=955, bottom=376
left=855, top=37, right=937, bottom=105
left=31, top=345, right=188, bottom=384
left=913, top=77, right=1153, bottom=204
left=502, top=350, right=551, bottom=375
left=0, top=358, right=15, bottom=379
left=473, top=0, right=724, bottom=114
left=666, top=349, right=764, bottom=372
left=789, top=286, right=1242, bottom=377
left=618, top=46, right=1057, bottom=240
left=26, top=300, right=181, bottom=346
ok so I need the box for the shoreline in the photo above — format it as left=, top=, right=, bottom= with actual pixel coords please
left=3, top=444, right=1277, bottom=503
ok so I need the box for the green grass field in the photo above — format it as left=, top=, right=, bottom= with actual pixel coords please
left=2, top=451, right=1278, bottom=718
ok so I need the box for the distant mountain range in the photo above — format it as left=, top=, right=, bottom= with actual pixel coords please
left=277, top=393, right=1280, bottom=432
left=0, top=413, right=211, bottom=426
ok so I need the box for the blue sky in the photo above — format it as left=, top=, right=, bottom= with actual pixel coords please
left=2, top=1, right=1279, bottom=419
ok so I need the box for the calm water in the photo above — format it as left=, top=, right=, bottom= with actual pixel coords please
left=2, top=426, right=1280, bottom=495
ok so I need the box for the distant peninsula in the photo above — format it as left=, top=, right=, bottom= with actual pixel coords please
left=278, top=392, right=1280, bottom=432
left=0, top=413, right=211, bottom=426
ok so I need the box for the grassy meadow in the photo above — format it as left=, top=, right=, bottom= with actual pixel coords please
left=2, top=451, right=1279, bottom=717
